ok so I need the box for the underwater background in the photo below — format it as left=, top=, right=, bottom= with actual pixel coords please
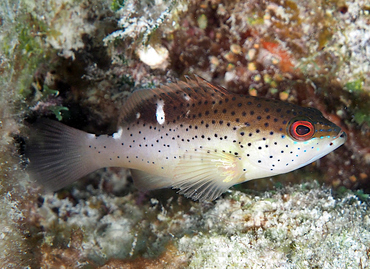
left=0, top=0, right=370, bottom=267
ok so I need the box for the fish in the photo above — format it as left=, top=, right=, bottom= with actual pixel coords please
left=25, top=76, right=347, bottom=201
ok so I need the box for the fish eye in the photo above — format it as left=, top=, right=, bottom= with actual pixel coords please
left=288, top=120, right=315, bottom=141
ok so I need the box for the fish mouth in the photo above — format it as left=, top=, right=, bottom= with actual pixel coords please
left=330, top=129, right=347, bottom=149
left=337, top=130, right=347, bottom=142
left=302, top=129, right=347, bottom=166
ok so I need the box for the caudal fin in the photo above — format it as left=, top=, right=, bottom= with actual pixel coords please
left=25, top=119, right=100, bottom=192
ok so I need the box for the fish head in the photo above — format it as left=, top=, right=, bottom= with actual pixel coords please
left=271, top=107, right=346, bottom=173
left=240, top=104, right=347, bottom=179
left=287, top=113, right=345, bottom=165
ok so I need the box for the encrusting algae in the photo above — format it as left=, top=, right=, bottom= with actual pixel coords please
left=26, top=76, right=346, bottom=201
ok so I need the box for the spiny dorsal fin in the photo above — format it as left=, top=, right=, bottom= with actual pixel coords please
left=119, top=77, right=230, bottom=125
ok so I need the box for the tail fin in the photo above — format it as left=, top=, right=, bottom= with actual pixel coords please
left=25, top=119, right=100, bottom=192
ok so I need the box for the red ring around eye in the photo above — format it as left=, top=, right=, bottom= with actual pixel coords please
left=289, top=120, right=315, bottom=141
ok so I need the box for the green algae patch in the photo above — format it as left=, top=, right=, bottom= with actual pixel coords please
left=110, top=0, right=127, bottom=12
left=1, top=15, right=53, bottom=98
left=345, top=79, right=363, bottom=93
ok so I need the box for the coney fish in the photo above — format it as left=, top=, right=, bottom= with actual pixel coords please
left=26, top=77, right=347, bottom=201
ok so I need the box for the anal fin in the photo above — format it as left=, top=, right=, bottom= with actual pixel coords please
left=130, top=169, right=173, bottom=191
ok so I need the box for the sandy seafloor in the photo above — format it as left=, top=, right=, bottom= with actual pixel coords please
left=1, top=0, right=370, bottom=268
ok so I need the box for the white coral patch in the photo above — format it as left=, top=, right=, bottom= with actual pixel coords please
left=137, top=45, right=169, bottom=70
left=156, top=100, right=165, bottom=125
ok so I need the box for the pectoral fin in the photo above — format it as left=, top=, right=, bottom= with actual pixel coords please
left=130, top=148, right=245, bottom=202
left=173, top=148, right=245, bottom=201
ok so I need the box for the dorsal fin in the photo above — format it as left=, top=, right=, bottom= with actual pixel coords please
left=119, top=76, right=230, bottom=125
